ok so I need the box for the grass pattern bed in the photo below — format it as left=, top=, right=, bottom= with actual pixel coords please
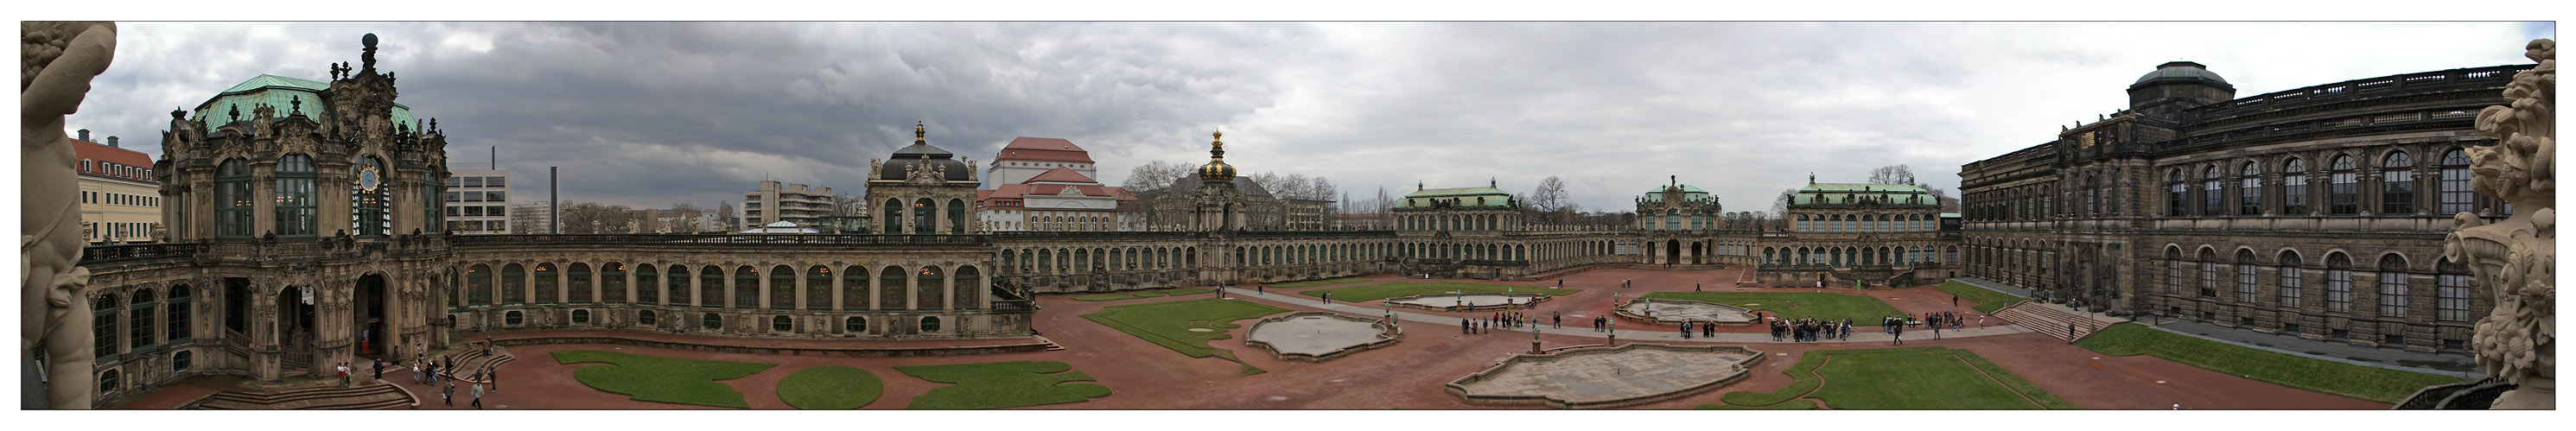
left=551, top=350, right=777, bottom=409
left=894, top=361, right=1111, bottom=409
left=1719, top=346, right=2077, bottom=409
left=1071, top=288, right=1214, bottom=301
left=2076, top=323, right=2464, bottom=403
left=777, top=365, right=883, bottom=409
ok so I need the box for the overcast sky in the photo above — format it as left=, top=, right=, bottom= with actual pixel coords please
left=64, top=22, right=2554, bottom=213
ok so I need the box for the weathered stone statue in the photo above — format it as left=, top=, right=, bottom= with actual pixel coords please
left=21, top=21, right=118, bottom=409
left=2414, top=38, right=2556, bottom=410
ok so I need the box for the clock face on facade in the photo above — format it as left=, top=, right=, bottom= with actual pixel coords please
left=358, top=165, right=382, bottom=192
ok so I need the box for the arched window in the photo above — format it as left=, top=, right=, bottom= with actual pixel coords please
left=2439, top=149, right=2474, bottom=214
left=165, top=286, right=191, bottom=341
left=734, top=265, right=760, bottom=309
left=949, top=198, right=968, bottom=233
left=2282, top=158, right=2310, bottom=215
left=913, top=198, right=938, bottom=234
left=467, top=264, right=493, bottom=306
left=94, top=295, right=118, bottom=358
left=769, top=265, right=794, bottom=309
left=2436, top=259, right=2471, bottom=321
left=806, top=266, right=830, bottom=310
left=502, top=263, right=528, bottom=305
left=2236, top=250, right=2258, bottom=302
left=880, top=266, right=910, bottom=310
left=2325, top=253, right=2353, bottom=313
left=533, top=263, right=559, bottom=304
left=352, top=156, right=390, bottom=236
left=635, top=264, right=659, bottom=306
left=2329, top=155, right=2359, bottom=214
left=2167, top=169, right=2188, bottom=216
left=955, top=266, right=981, bottom=310
left=2204, top=167, right=2224, bottom=216
left=2279, top=250, right=2304, bottom=307
left=424, top=172, right=443, bottom=234
left=275, top=155, right=317, bottom=236
left=882, top=198, right=902, bottom=233
left=129, top=288, right=155, bottom=349
left=2240, top=162, right=2263, bottom=215
left=2378, top=254, right=2410, bottom=318
left=699, top=265, right=724, bottom=308
left=601, top=263, right=627, bottom=303
left=567, top=263, right=592, bottom=303
left=2166, top=246, right=2185, bottom=295
left=215, top=159, right=253, bottom=238
left=2382, top=152, right=2415, bottom=214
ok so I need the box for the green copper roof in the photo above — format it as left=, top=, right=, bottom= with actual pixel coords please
left=1791, top=182, right=1937, bottom=206
left=195, top=74, right=415, bottom=130
left=1639, top=184, right=1713, bottom=203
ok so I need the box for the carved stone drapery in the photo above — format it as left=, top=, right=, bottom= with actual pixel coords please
left=2429, top=39, right=2555, bottom=410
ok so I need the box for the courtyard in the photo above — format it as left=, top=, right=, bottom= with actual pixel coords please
left=115, top=268, right=2416, bottom=409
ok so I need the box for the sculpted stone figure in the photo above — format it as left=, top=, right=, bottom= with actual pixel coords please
left=2437, top=38, right=2555, bottom=409
left=22, top=21, right=117, bottom=409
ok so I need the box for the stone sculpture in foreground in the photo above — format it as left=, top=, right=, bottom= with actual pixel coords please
left=2410, top=38, right=2556, bottom=410
left=21, top=21, right=118, bottom=409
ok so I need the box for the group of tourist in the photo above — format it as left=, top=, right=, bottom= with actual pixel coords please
left=1771, top=317, right=1850, bottom=342
left=1678, top=320, right=1720, bottom=339
left=1922, top=311, right=1968, bottom=338
left=1879, top=316, right=1910, bottom=345
left=400, top=348, right=499, bottom=409
left=1590, top=316, right=1614, bottom=332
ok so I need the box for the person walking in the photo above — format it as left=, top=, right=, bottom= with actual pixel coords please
left=487, top=366, right=498, bottom=391
left=441, top=381, right=455, bottom=406
left=1320, top=292, right=1331, bottom=304
left=470, top=382, right=486, bottom=409
left=1553, top=312, right=1562, bottom=329
left=372, top=359, right=384, bottom=380
left=337, top=363, right=351, bottom=387
left=1892, top=325, right=1905, bottom=345
left=1695, top=282, right=1701, bottom=292
left=1979, top=315, right=1987, bottom=328
left=1952, top=295, right=1959, bottom=307
left=1463, top=319, right=1472, bottom=335
left=1680, top=321, right=1692, bottom=339
left=2067, top=322, right=2078, bottom=343
left=411, top=363, right=423, bottom=384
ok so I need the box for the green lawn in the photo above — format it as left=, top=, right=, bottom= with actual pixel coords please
left=895, top=361, right=1111, bottom=409
left=1934, top=281, right=2028, bottom=314
left=1294, top=282, right=1580, bottom=302
left=1640, top=292, right=1905, bottom=322
left=551, top=350, right=777, bottom=409
left=1269, top=277, right=1371, bottom=288
left=776, top=365, right=883, bottom=409
left=1721, top=346, right=2077, bottom=409
left=1070, top=288, right=1214, bottom=302
left=2076, top=323, right=2465, bottom=403
left=1079, top=297, right=1289, bottom=359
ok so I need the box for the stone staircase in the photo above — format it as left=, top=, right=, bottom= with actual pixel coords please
left=436, top=345, right=517, bottom=383
left=188, top=383, right=412, bottom=410
left=1993, top=301, right=2121, bottom=342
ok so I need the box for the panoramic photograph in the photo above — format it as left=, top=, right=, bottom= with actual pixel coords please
left=15, top=17, right=2561, bottom=418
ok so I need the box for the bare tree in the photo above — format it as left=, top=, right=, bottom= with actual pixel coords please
left=557, top=201, right=640, bottom=234
left=671, top=202, right=703, bottom=213
left=1771, top=187, right=1798, bottom=217
left=1120, top=160, right=1194, bottom=192
left=1530, top=175, right=1569, bottom=212
left=1868, top=164, right=1919, bottom=185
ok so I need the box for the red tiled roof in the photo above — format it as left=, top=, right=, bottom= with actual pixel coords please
left=1024, top=167, right=1098, bottom=184
left=73, top=138, right=158, bottom=185
left=997, top=137, right=1093, bottom=163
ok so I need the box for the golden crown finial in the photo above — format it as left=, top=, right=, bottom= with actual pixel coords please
left=1212, top=130, right=1224, bottom=148
left=914, top=121, right=926, bottom=142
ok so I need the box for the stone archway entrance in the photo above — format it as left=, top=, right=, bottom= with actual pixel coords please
left=1690, top=242, right=1704, bottom=265
left=354, top=274, right=394, bottom=358
left=276, top=287, right=316, bottom=372
left=1665, top=240, right=1681, bottom=265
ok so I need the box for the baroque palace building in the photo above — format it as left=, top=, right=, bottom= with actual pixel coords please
left=1958, top=60, right=2530, bottom=354
left=1759, top=174, right=1961, bottom=287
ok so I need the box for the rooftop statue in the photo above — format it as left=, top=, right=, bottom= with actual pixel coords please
left=21, top=21, right=117, bottom=409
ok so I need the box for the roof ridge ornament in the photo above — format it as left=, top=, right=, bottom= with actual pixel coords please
left=915, top=120, right=926, bottom=143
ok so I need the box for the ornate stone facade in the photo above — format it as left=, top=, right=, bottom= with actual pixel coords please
left=1759, top=176, right=1958, bottom=287
left=1959, top=60, right=2535, bottom=354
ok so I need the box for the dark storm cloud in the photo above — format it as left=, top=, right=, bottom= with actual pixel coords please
left=65, top=22, right=2548, bottom=212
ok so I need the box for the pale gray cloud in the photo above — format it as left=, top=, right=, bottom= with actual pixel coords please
left=65, top=22, right=2552, bottom=213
